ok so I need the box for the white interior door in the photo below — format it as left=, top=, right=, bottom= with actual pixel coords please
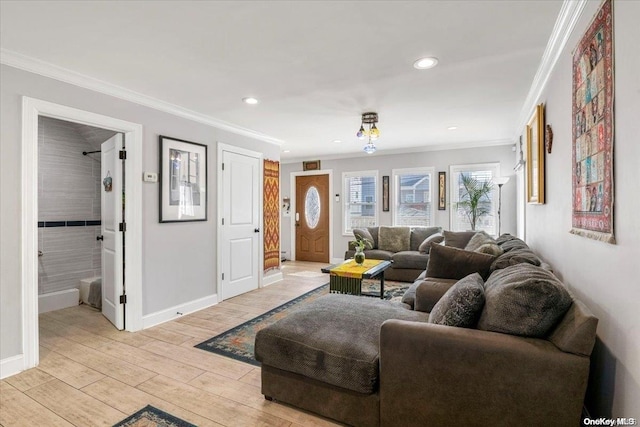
left=101, top=134, right=124, bottom=329
left=221, top=150, right=260, bottom=300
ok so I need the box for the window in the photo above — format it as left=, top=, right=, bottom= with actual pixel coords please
left=449, top=163, right=500, bottom=236
left=392, top=167, right=434, bottom=226
left=343, top=171, right=378, bottom=234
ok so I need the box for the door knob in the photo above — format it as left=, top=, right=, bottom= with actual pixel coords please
left=254, top=228, right=260, bottom=233
left=96, top=235, right=104, bottom=241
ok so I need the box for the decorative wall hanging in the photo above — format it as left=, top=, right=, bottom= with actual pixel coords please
left=264, top=159, right=281, bottom=272
left=545, top=124, right=554, bottom=154
left=526, top=103, right=545, bottom=204
left=159, top=135, right=207, bottom=222
left=303, top=160, right=321, bottom=171
left=570, top=0, right=615, bottom=244
left=438, top=172, right=446, bottom=210
left=382, top=176, right=390, bottom=212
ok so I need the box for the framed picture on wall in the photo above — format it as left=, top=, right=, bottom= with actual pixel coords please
left=526, top=104, right=545, bottom=204
left=438, top=172, right=446, bottom=210
left=382, top=175, right=389, bottom=211
left=159, top=135, right=208, bottom=222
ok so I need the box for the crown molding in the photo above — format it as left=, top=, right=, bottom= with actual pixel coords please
left=281, top=139, right=514, bottom=164
left=515, top=0, right=588, bottom=135
left=0, top=48, right=284, bottom=146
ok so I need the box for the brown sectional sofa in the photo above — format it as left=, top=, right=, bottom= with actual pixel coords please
left=344, top=226, right=442, bottom=282
left=255, top=233, right=598, bottom=426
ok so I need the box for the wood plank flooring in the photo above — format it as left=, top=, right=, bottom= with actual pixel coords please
left=1, top=261, right=340, bottom=427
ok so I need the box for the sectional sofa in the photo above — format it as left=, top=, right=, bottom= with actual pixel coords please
left=255, top=233, right=598, bottom=427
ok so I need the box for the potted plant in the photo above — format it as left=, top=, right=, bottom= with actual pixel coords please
left=353, top=237, right=372, bottom=265
left=456, top=174, right=494, bottom=231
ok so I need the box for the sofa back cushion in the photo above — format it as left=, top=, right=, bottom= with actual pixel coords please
left=490, top=248, right=542, bottom=272
left=548, top=300, right=598, bottom=356
left=426, top=244, right=495, bottom=280
left=427, top=273, right=485, bottom=327
left=443, top=230, right=477, bottom=248
left=378, top=226, right=411, bottom=252
left=353, top=228, right=375, bottom=249
left=478, top=264, right=572, bottom=338
left=410, top=226, right=442, bottom=251
left=367, top=227, right=379, bottom=249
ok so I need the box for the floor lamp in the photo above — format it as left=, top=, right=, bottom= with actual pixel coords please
left=494, top=177, right=510, bottom=236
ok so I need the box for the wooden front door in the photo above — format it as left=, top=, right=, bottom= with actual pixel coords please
left=295, top=174, right=329, bottom=262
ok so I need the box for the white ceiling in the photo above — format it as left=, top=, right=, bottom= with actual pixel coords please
left=0, top=1, right=563, bottom=161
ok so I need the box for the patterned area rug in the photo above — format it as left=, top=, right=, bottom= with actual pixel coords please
left=113, top=405, right=196, bottom=427
left=195, top=280, right=410, bottom=366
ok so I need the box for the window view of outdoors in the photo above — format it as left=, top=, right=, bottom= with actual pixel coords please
left=453, top=170, right=496, bottom=235
left=395, top=173, right=432, bottom=226
left=345, top=175, right=376, bottom=232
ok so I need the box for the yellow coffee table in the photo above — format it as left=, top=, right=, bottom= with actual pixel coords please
left=321, top=259, right=392, bottom=299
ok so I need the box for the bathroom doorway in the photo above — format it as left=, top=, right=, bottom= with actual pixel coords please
left=37, top=117, right=125, bottom=329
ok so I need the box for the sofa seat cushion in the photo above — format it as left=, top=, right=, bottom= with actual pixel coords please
left=391, top=251, right=429, bottom=270
left=255, top=294, right=429, bottom=394
left=378, top=226, right=411, bottom=252
left=478, top=264, right=573, bottom=338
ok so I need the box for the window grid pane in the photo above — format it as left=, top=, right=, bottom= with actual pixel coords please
left=344, top=174, right=377, bottom=233
left=394, top=172, right=432, bottom=226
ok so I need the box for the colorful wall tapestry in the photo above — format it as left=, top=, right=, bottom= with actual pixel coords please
left=571, top=0, right=615, bottom=244
left=264, top=159, right=281, bottom=272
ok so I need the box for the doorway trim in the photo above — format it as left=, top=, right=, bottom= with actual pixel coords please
left=289, top=169, right=335, bottom=262
left=21, top=97, right=143, bottom=371
left=216, top=142, right=264, bottom=301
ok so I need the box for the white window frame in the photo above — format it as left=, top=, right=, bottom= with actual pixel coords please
left=342, top=170, right=378, bottom=235
left=391, top=167, right=435, bottom=227
left=449, top=162, right=501, bottom=236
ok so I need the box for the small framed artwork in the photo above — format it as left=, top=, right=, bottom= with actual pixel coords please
left=303, top=160, right=321, bottom=171
left=438, top=172, right=446, bottom=210
left=526, top=103, right=545, bottom=204
left=159, top=135, right=207, bottom=222
left=382, top=175, right=389, bottom=212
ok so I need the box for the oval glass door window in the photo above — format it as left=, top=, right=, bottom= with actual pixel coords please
left=305, top=186, right=321, bottom=229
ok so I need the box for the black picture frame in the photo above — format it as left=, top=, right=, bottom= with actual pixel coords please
left=159, top=135, right=208, bottom=223
left=382, top=175, right=389, bottom=212
left=438, top=172, right=446, bottom=210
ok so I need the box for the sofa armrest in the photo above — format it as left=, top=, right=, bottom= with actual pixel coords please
left=379, top=320, right=590, bottom=427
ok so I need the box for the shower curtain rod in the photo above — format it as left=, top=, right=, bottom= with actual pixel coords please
left=82, top=150, right=101, bottom=155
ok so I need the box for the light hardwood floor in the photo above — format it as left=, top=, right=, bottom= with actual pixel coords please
left=1, top=261, right=341, bottom=427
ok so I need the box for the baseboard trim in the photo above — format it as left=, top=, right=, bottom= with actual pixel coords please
left=142, top=294, right=217, bottom=329
left=38, top=289, right=80, bottom=314
left=0, top=354, right=24, bottom=379
left=263, top=272, right=283, bottom=287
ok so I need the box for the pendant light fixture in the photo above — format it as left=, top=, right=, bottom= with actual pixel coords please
left=357, top=112, right=380, bottom=154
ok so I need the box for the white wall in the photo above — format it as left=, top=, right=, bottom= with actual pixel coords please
left=281, top=144, right=516, bottom=261
left=0, top=65, right=280, bottom=360
left=523, top=1, right=639, bottom=417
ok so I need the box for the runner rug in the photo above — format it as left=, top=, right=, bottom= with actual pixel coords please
left=113, top=405, right=196, bottom=427
left=195, top=280, right=409, bottom=366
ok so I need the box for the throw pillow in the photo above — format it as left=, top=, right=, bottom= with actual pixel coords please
left=475, top=242, right=504, bottom=256
left=353, top=228, right=375, bottom=249
left=378, top=226, right=411, bottom=252
left=443, top=230, right=477, bottom=248
left=499, top=238, right=529, bottom=253
left=425, top=244, right=496, bottom=280
left=410, top=227, right=442, bottom=251
left=366, top=227, right=379, bottom=249
left=428, top=273, right=485, bottom=328
left=464, top=231, right=495, bottom=252
left=418, top=233, right=444, bottom=253
left=477, top=263, right=573, bottom=338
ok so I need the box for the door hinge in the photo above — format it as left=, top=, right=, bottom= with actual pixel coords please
left=222, top=162, right=225, bottom=171
left=222, top=273, right=224, bottom=281
left=119, top=222, right=127, bottom=232
left=222, top=218, right=224, bottom=225
left=119, top=150, right=127, bottom=160
left=119, top=294, right=127, bottom=304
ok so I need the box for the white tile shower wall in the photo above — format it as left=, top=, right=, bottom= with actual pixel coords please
left=38, top=117, right=111, bottom=295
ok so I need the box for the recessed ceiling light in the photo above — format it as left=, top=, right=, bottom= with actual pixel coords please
left=413, top=57, right=439, bottom=70
left=447, top=126, right=458, bottom=131
left=283, top=150, right=291, bottom=153
left=332, top=139, right=342, bottom=143
left=242, top=97, right=259, bottom=105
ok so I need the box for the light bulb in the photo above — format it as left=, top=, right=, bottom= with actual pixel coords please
left=363, top=143, right=376, bottom=154
left=356, top=124, right=366, bottom=139
left=369, top=124, right=380, bottom=140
